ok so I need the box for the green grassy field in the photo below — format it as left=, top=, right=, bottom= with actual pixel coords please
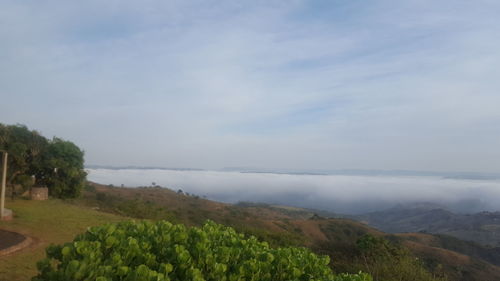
left=0, top=199, right=126, bottom=281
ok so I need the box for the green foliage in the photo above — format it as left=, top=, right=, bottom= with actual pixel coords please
left=33, top=220, right=371, bottom=281
left=0, top=123, right=86, bottom=198
left=314, top=224, right=446, bottom=281
left=355, top=234, right=447, bottom=281
left=14, top=174, right=35, bottom=193
left=333, top=272, right=372, bottom=281
left=356, top=234, right=398, bottom=259
left=89, top=191, right=178, bottom=222
left=41, top=138, right=87, bottom=198
left=0, top=124, right=48, bottom=187
left=231, top=224, right=305, bottom=248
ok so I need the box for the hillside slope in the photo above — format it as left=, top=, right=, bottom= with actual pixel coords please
left=357, top=204, right=500, bottom=247
left=77, top=183, right=500, bottom=281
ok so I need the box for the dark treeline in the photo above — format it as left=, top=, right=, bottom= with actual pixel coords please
left=0, top=123, right=86, bottom=198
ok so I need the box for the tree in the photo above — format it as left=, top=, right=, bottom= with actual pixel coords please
left=40, top=138, right=87, bottom=198
left=0, top=124, right=48, bottom=189
left=0, top=123, right=87, bottom=198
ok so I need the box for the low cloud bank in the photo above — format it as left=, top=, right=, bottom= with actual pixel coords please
left=87, top=169, right=500, bottom=214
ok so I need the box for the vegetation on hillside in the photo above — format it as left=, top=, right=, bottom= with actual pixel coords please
left=0, top=123, right=86, bottom=198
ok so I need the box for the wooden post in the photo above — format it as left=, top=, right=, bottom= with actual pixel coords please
left=1, top=152, right=7, bottom=219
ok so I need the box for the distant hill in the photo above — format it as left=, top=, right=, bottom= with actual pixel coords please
left=223, top=167, right=500, bottom=180
left=356, top=204, right=500, bottom=247
left=85, top=164, right=204, bottom=171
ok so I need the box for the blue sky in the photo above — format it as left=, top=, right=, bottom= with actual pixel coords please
left=1, top=0, right=500, bottom=172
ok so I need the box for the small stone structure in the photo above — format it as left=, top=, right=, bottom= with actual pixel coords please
left=0, top=208, right=13, bottom=221
left=30, top=187, right=49, bottom=200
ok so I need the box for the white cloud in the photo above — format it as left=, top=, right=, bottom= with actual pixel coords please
left=87, top=168, right=500, bottom=214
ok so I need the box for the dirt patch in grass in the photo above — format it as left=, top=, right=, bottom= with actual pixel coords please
left=0, top=229, right=25, bottom=251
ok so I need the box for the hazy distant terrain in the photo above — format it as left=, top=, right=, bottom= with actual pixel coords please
left=356, top=204, right=500, bottom=247
left=87, top=168, right=500, bottom=214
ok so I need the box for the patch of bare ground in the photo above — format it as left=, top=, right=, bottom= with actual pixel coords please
left=292, top=220, right=328, bottom=243
left=397, top=232, right=441, bottom=247
left=0, top=229, right=33, bottom=256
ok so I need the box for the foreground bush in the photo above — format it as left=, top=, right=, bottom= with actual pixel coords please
left=33, top=220, right=371, bottom=281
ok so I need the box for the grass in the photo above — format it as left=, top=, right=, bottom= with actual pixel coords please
left=0, top=198, right=126, bottom=281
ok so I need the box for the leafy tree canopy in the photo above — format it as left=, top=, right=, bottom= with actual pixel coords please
left=0, top=123, right=86, bottom=198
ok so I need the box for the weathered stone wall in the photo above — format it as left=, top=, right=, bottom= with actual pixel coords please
left=30, top=187, right=49, bottom=200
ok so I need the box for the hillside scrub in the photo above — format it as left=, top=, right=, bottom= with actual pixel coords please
left=356, top=234, right=447, bottom=281
left=33, top=220, right=372, bottom=281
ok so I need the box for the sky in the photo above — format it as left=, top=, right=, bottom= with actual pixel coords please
left=1, top=0, right=500, bottom=172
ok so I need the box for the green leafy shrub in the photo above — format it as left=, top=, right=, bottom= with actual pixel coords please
left=33, top=220, right=370, bottom=281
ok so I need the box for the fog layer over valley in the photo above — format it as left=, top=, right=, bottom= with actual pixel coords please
left=87, top=168, right=500, bottom=214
